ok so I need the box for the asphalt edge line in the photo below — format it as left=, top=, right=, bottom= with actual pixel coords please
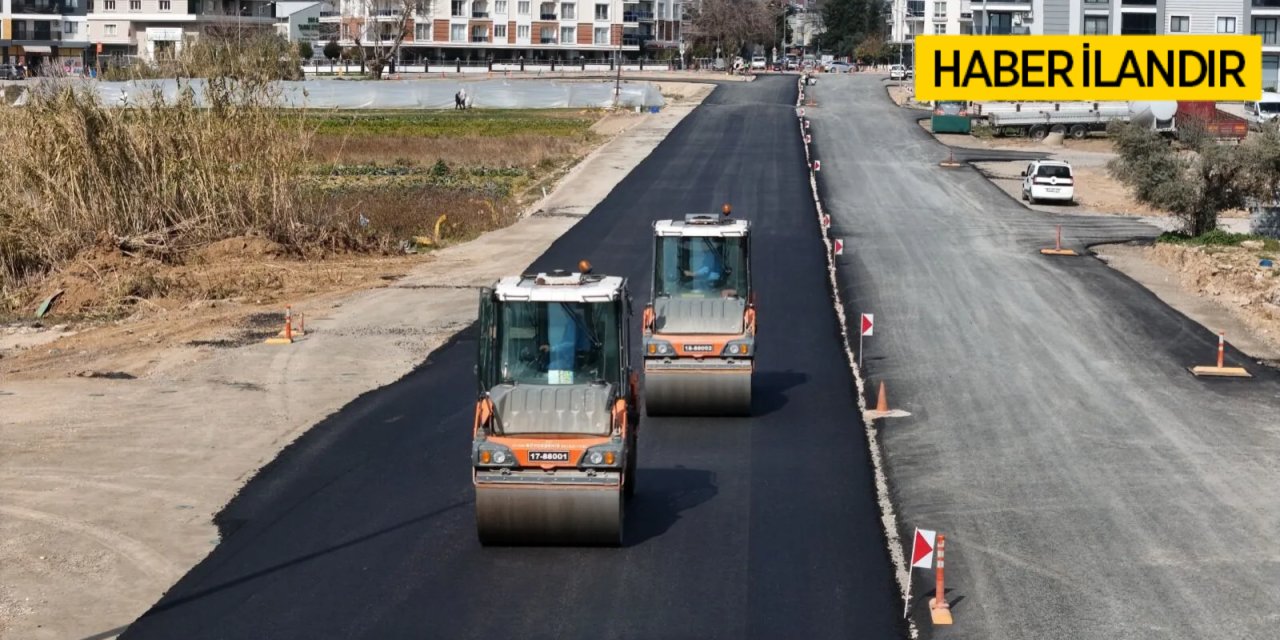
left=795, top=77, right=919, bottom=639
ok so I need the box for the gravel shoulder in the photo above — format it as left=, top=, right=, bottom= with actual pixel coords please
left=0, top=84, right=712, bottom=640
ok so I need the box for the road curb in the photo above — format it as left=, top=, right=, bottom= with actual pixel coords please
left=794, top=77, right=919, bottom=639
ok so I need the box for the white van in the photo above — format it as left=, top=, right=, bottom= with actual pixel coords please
left=1247, top=91, right=1280, bottom=126
left=1021, top=160, right=1075, bottom=204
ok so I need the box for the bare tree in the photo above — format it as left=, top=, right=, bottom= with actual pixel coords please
left=689, top=0, right=776, bottom=60
left=347, top=0, right=432, bottom=79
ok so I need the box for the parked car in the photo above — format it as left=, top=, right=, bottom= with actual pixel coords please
left=1021, top=160, right=1075, bottom=205
left=750, top=55, right=766, bottom=70
left=0, top=64, right=25, bottom=80
left=1245, top=91, right=1280, bottom=128
left=825, top=61, right=852, bottom=73
left=889, top=64, right=908, bottom=80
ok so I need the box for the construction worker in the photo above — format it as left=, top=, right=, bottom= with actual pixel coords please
left=683, top=240, right=724, bottom=293
left=542, top=304, right=593, bottom=383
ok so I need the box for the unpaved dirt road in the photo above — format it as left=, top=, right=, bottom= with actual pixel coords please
left=0, top=84, right=713, bottom=640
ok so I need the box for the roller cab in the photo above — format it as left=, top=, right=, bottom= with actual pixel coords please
left=643, top=206, right=755, bottom=417
left=473, top=265, right=639, bottom=546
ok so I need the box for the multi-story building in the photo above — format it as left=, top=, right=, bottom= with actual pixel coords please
left=274, top=0, right=332, bottom=47
left=890, top=0, right=1280, bottom=89
left=321, top=0, right=677, bottom=62
left=2, top=0, right=90, bottom=72
left=87, top=0, right=275, bottom=62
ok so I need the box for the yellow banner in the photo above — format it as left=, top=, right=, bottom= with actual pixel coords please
left=914, top=35, right=1262, bottom=102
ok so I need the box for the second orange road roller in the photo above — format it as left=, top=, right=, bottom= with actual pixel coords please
left=472, top=261, right=639, bottom=546
left=642, top=205, right=755, bottom=416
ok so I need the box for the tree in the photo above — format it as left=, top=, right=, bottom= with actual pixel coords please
left=854, top=33, right=886, bottom=64
left=346, top=0, right=431, bottom=79
left=298, top=41, right=315, bottom=62
left=1107, top=120, right=1262, bottom=236
left=819, top=0, right=884, bottom=55
left=689, top=0, right=777, bottom=59
left=324, top=39, right=342, bottom=61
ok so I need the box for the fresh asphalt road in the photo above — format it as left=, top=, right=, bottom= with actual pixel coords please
left=809, top=75, right=1280, bottom=639
left=116, top=77, right=903, bottom=640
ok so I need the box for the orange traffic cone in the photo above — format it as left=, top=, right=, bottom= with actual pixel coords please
left=265, top=306, right=294, bottom=344
left=1189, top=331, right=1251, bottom=377
left=866, top=381, right=911, bottom=419
left=1039, top=225, right=1078, bottom=256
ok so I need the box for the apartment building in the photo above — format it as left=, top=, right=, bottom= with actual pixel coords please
left=87, top=0, right=275, bottom=61
left=891, top=0, right=1280, bottom=90
left=274, top=0, right=333, bottom=46
left=323, top=0, right=679, bottom=61
left=1, top=0, right=90, bottom=71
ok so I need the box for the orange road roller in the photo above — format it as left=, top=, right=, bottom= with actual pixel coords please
left=642, top=205, right=755, bottom=416
left=472, top=261, right=639, bottom=546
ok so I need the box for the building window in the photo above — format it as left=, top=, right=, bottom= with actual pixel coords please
left=1083, top=0, right=1106, bottom=3
left=1121, top=0, right=1155, bottom=5
left=452, top=0, right=464, bottom=16
left=105, top=23, right=117, bottom=35
left=1257, top=17, right=1279, bottom=45
left=1083, top=15, right=1108, bottom=35
left=537, top=25, right=552, bottom=42
left=594, top=2, right=607, bottom=20
left=104, top=0, right=115, bottom=9
left=934, top=23, right=945, bottom=34
left=933, top=1, right=945, bottom=17
left=160, top=0, right=170, bottom=9
left=561, top=25, right=574, bottom=42
left=984, top=12, right=1011, bottom=34
left=1120, top=13, right=1156, bottom=34
left=1218, top=17, right=1237, bottom=34
left=593, top=26, right=607, bottom=43
left=518, top=0, right=529, bottom=14
left=64, top=21, right=78, bottom=34
left=494, top=0, right=506, bottom=12
left=561, top=2, right=574, bottom=19
left=415, top=22, right=431, bottom=40
left=129, top=0, right=139, bottom=9
left=471, top=25, right=487, bottom=41
left=1264, top=53, right=1279, bottom=92
left=451, top=24, right=465, bottom=41
left=1169, top=16, right=1188, bottom=32
left=517, top=23, right=530, bottom=41
left=494, top=23, right=506, bottom=38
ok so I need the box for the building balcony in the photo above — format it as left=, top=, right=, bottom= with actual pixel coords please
left=13, top=1, right=66, bottom=14
left=371, top=8, right=402, bottom=16
left=539, top=36, right=557, bottom=43
left=1257, top=0, right=1280, bottom=7
left=540, top=12, right=557, bottom=19
left=471, top=35, right=489, bottom=42
left=472, top=11, right=489, bottom=17
left=12, top=30, right=63, bottom=41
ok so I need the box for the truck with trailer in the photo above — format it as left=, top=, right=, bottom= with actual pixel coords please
left=972, top=101, right=1247, bottom=141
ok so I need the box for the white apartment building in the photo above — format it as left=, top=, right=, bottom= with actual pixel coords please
left=322, top=0, right=681, bottom=62
left=87, top=0, right=275, bottom=61
left=274, top=0, right=331, bottom=46
left=890, top=0, right=1280, bottom=90
left=2, top=0, right=91, bottom=70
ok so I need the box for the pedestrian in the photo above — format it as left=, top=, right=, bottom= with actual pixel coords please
left=454, top=90, right=462, bottom=109
left=458, top=86, right=468, bottom=110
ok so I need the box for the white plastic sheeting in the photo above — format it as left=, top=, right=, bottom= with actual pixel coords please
left=86, top=78, right=665, bottom=109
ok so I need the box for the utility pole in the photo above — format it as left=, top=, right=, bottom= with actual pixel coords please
left=613, top=27, right=622, bottom=108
